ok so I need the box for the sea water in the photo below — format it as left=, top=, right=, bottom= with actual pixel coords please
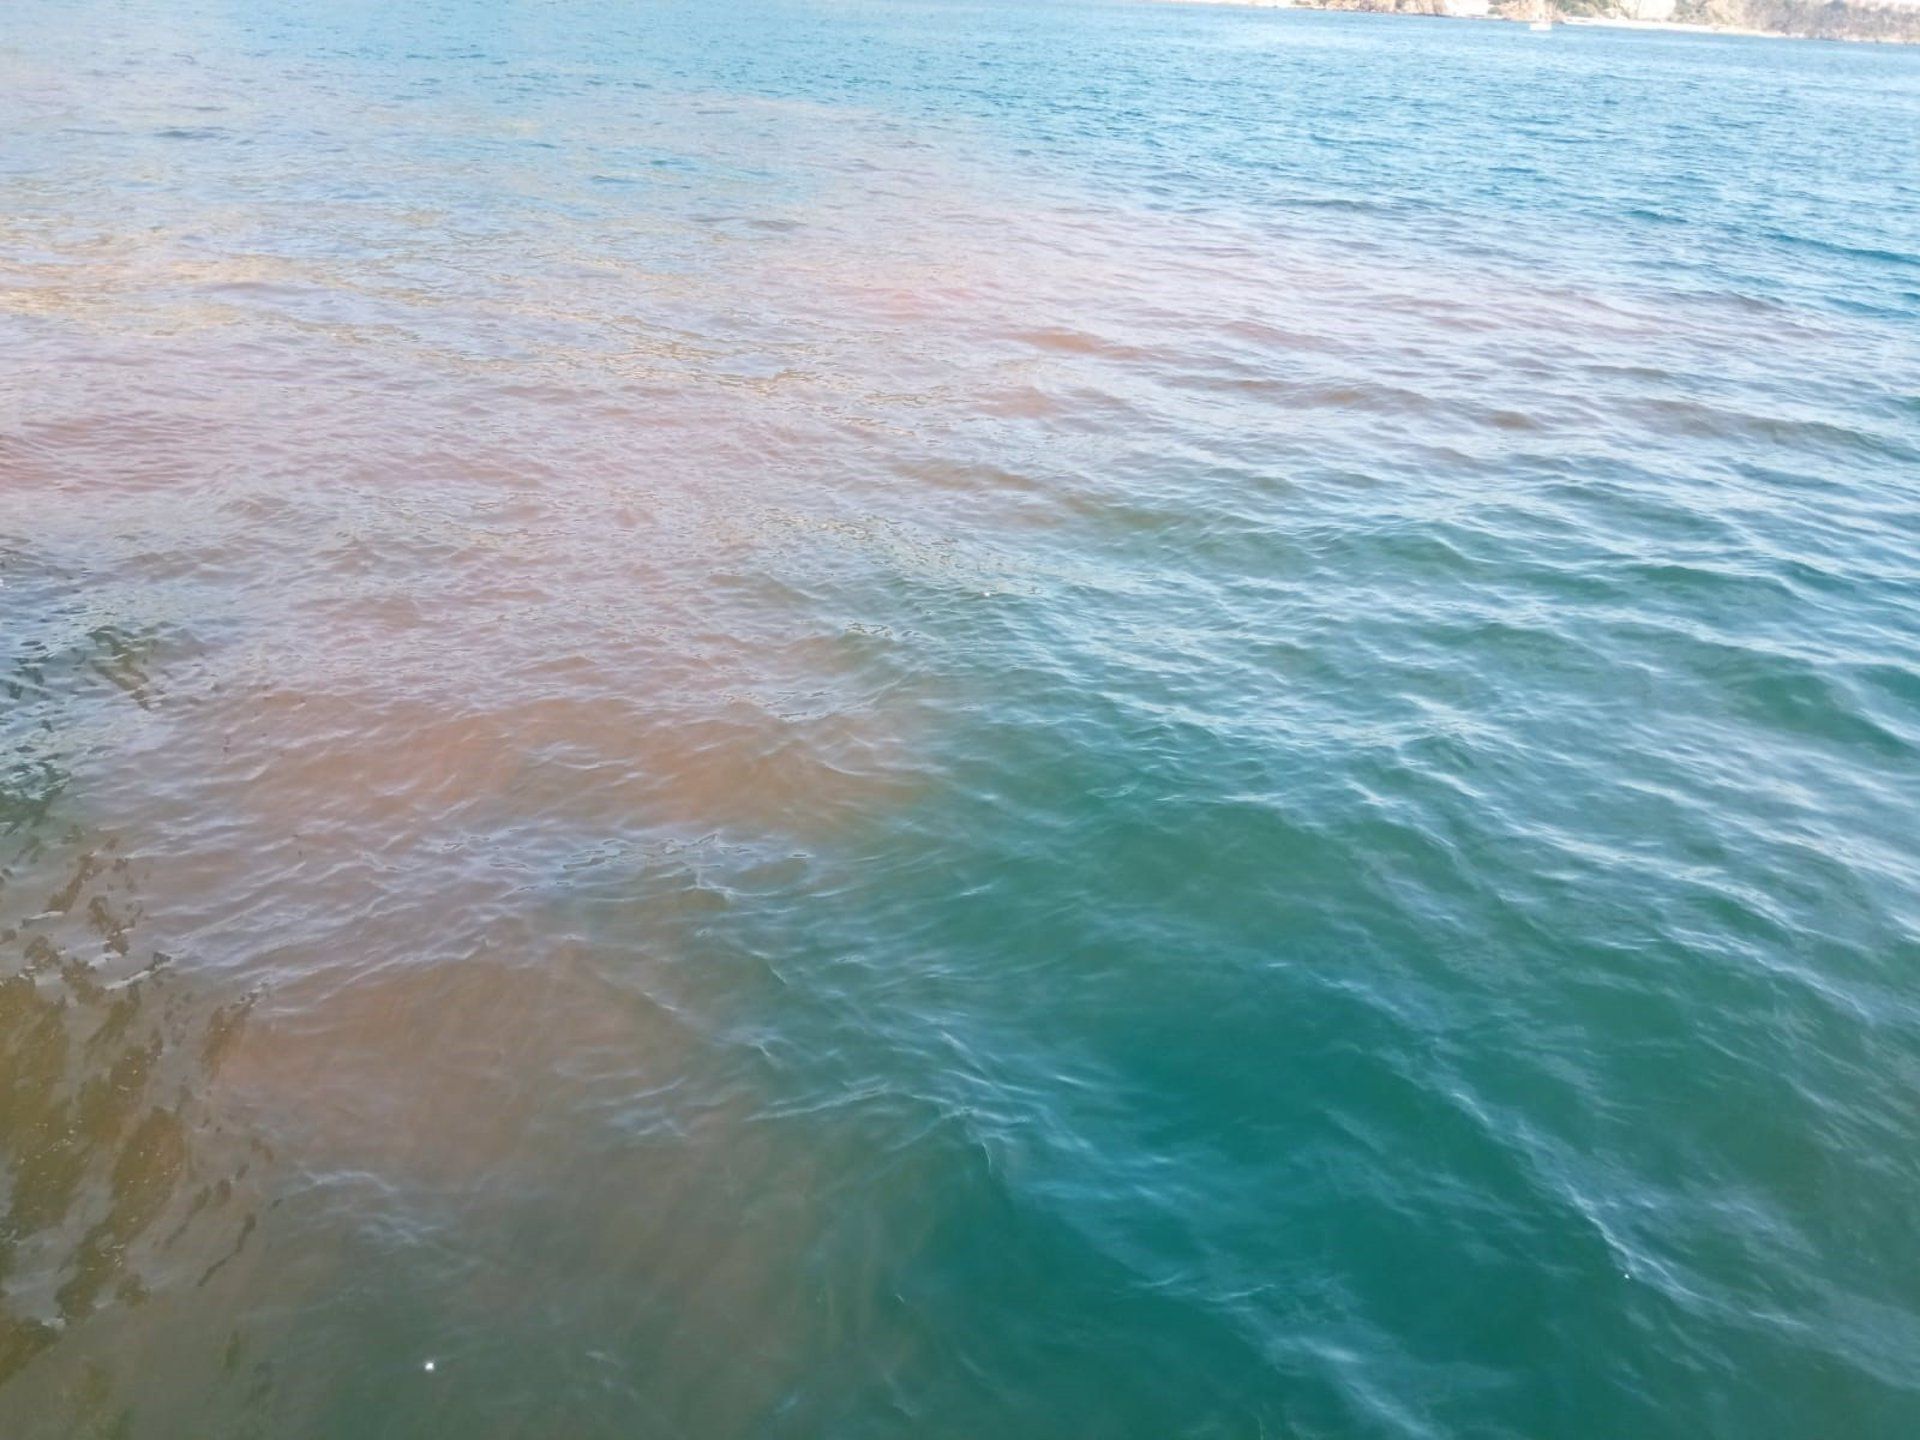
left=2, top=2, right=1918, bottom=1435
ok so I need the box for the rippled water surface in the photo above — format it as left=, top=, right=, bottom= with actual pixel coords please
left=3, top=1, right=1919, bottom=1435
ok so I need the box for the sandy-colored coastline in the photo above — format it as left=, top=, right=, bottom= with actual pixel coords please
left=1561, top=14, right=1775, bottom=32
left=1156, top=0, right=1916, bottom=42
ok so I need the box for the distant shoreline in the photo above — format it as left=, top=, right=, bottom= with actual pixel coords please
left=1156, top=0, right=1919, bottom=44
left=1559, top=15, right=1773, bottom=35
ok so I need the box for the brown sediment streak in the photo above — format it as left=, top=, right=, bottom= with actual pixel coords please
left=210, top=946, right=697, bottom=1183
left=0, top=837, right=264, bottom=1384
left=210, top=677, right=918, bottom=844
left=190, top=920, right=835, bottom=1431
left=0, top=666, right=833, bottom=1414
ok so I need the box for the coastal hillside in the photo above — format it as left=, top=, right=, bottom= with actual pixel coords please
left=1269, top=0, right=1920, bottom=42
left=1666, top=0, right=1920, bottom=39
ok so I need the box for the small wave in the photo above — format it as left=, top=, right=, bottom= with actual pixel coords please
left=1760, top=228, right=1920, bottom=271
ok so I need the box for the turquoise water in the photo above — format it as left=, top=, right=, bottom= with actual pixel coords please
left=3, top=1, right=1919, bottom=1435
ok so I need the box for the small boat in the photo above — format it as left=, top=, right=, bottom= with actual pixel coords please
left=1530, top=16, right=1554, bottom=28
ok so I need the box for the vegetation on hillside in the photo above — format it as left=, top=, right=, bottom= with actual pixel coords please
left=1277, top=0, right=1920, bottom=41
left=1669, top=0, right=1920, bottom=40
